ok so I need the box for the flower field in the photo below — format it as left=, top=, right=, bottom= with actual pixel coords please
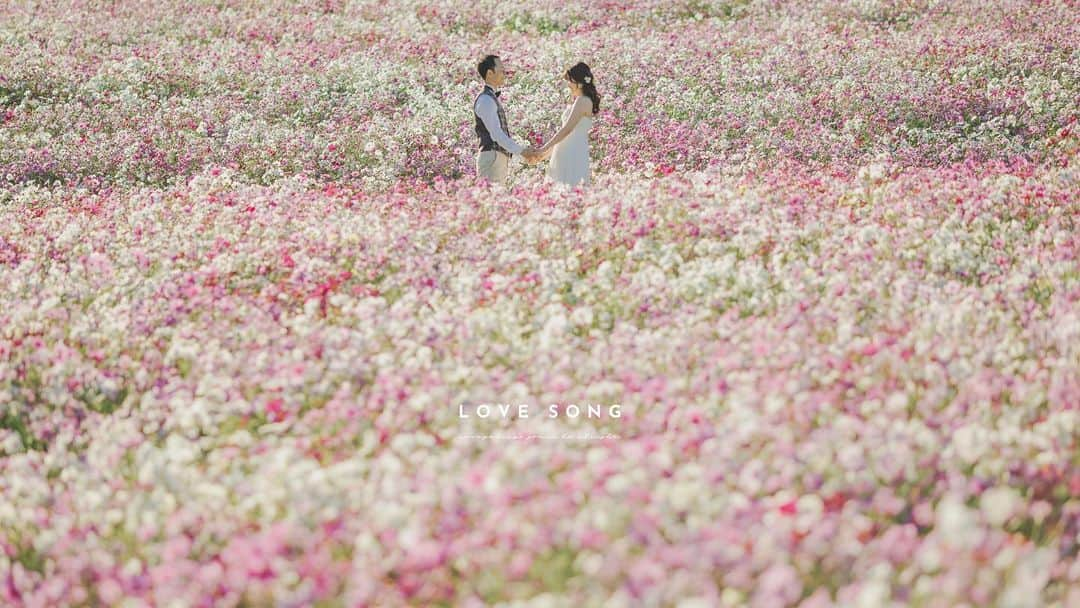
left=1, top=1, right=1078, bottom=606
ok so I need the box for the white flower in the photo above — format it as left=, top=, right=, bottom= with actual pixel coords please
left=720, top=589, right=744, bottom=606
left=980, top=486, right=1019, bottom=526
left=795, top=494, right=825, bottom=533
left=570, top=305, right=594, bottom=327
left=951, top=425, right=986, bottom=464
left=857, top=578, right=891, bottom=608
left=936, top=495, right=980, bottom=549
left=1000, top=548, right=1055, bottom=608
left=1, top=432, right=21, bottom=454
left=917, top=541, right=943, bottom=571
left=539, top=311, right=568, bottom=348
left=667, top=480, right=702, bottom=511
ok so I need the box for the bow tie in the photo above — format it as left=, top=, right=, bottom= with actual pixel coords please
left=487, top=87, right=501, bottom=98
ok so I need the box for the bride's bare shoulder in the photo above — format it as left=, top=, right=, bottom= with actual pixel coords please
left=571, top=95, right=593, bottom=116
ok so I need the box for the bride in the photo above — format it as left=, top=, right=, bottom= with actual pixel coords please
left=533, top=62, right=600, bottom=187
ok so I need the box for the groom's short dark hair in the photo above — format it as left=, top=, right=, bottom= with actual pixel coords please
left=478, top=55, right=499, bottom=80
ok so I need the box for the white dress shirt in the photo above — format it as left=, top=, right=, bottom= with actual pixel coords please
left=474, top=92, right=525, bottom=155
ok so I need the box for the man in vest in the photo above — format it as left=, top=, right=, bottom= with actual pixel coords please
left=474, top=54, right=539, bottom=184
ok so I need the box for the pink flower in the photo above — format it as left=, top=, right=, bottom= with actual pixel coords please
left=754, top=562, right=803, bottom=607
left=266, top=398, right=287, bottom=422
left=401, top=541, right=444, bottom=572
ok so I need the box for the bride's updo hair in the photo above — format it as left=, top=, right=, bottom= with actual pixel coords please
left=566, top=62, right=600, bottom=115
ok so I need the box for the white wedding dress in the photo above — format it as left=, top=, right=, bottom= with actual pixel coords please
left=547, top=104, right=593, bottom=187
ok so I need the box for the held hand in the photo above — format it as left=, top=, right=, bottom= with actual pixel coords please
left=521, top=146, right=540, bottom=164
left=529, top=146, right=550, bottom=163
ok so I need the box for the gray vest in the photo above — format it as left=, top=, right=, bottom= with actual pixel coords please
left=474, top=86, right=510, bottom=154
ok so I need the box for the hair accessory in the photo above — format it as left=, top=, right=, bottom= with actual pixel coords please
left=584, top=76, right=591, bottom=83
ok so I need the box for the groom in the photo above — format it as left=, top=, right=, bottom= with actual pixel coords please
left=473, top=55, right=539, bottom=184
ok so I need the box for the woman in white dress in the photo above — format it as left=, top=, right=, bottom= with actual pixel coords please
left=536, top=62, right=600, bottom=187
